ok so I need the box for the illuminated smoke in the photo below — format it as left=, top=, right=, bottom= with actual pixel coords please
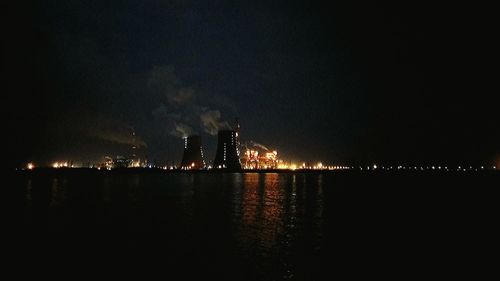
left=246, top=140, right=269, bottom=151
left=200, top=110, right=230, bottom=135
left=170, top=122, right=194, bottom=138
left=149, top=65, right=233, bottom=138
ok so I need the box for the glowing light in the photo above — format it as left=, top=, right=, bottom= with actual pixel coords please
left=27, top=163, right=34, bottom=170
left=191, top=162, right=195, bottom=167
left=53, top=162, right=59, bottom=168
left=373, top=164, right=377, bottom=169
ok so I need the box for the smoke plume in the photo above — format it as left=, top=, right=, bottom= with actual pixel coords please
left=170, top=122, right=194, bottom=138
left=200, top=110, right=231, bottom=135
left=149, top=65, right=233, bottom=137
left=246, top=141, right=269, bottom=151
left=86, top=117, right=147, bottom=148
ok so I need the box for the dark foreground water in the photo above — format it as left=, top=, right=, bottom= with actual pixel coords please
left=7, top=169, right=499, bottom=279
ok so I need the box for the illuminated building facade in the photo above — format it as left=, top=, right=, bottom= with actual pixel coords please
left=242, top=149, right=278, bottom=169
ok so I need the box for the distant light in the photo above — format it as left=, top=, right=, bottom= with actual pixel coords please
left=53, top=162, right=59, bottom=168
left=481, top=166, right=484, bottom=169
left=373, top=164, right=377, bottom=169
left=191, top=162, right=195, bottom=167
left=27, top=163, right=34, bottom=170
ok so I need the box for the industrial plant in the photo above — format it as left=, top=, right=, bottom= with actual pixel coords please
left=177, top=119, right=283, bottom=171
left=30, top=118, right=350, bottom=171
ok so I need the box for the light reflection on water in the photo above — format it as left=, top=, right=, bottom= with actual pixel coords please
left=235, top=173, right=286, bottom=252
left=20, top=172, right=326, bottom=280
left=15, top=170, right=490, bottom=280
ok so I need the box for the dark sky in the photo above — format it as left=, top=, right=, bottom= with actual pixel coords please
left=5, top=1, right=499, bottom=167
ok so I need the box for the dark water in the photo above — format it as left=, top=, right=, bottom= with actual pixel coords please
left=8, top=170, right=499, bottom=279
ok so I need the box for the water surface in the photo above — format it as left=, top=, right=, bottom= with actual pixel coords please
left=9, top=170, right=497, bottom=279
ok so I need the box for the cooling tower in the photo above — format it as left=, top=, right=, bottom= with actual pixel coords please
left=213, top=130, right=241, bottom=170
left=180, top=135, right=206, bottom=169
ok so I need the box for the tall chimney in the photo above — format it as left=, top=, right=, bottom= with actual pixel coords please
left=213, top=130, right=241, bottom=170
left=180, top=135, right=205, bottom=169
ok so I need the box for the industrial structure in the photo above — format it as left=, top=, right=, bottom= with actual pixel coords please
left=180, top=135, right=206, bottom=170
left=213, top=130, right=241, bottom=170
left=242, top=149, right=279, bottom=169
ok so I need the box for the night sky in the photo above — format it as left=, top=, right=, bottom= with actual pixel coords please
left=5, top=1, right=498, bottom=167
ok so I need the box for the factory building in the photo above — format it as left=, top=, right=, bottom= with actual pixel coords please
left=242, top=149, right=278, bottom=169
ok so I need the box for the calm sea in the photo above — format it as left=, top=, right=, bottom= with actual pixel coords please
left=8, top=169, right=498, bottom=279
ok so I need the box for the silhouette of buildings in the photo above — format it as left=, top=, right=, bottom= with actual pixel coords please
left=180, top=135, right=206, bottom=169
left=213, top=130, right=241, bottom=170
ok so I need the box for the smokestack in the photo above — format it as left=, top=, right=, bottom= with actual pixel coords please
left=180, top=135, right=206, bottom=169
left=213, top=130, right=241, bottom=170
